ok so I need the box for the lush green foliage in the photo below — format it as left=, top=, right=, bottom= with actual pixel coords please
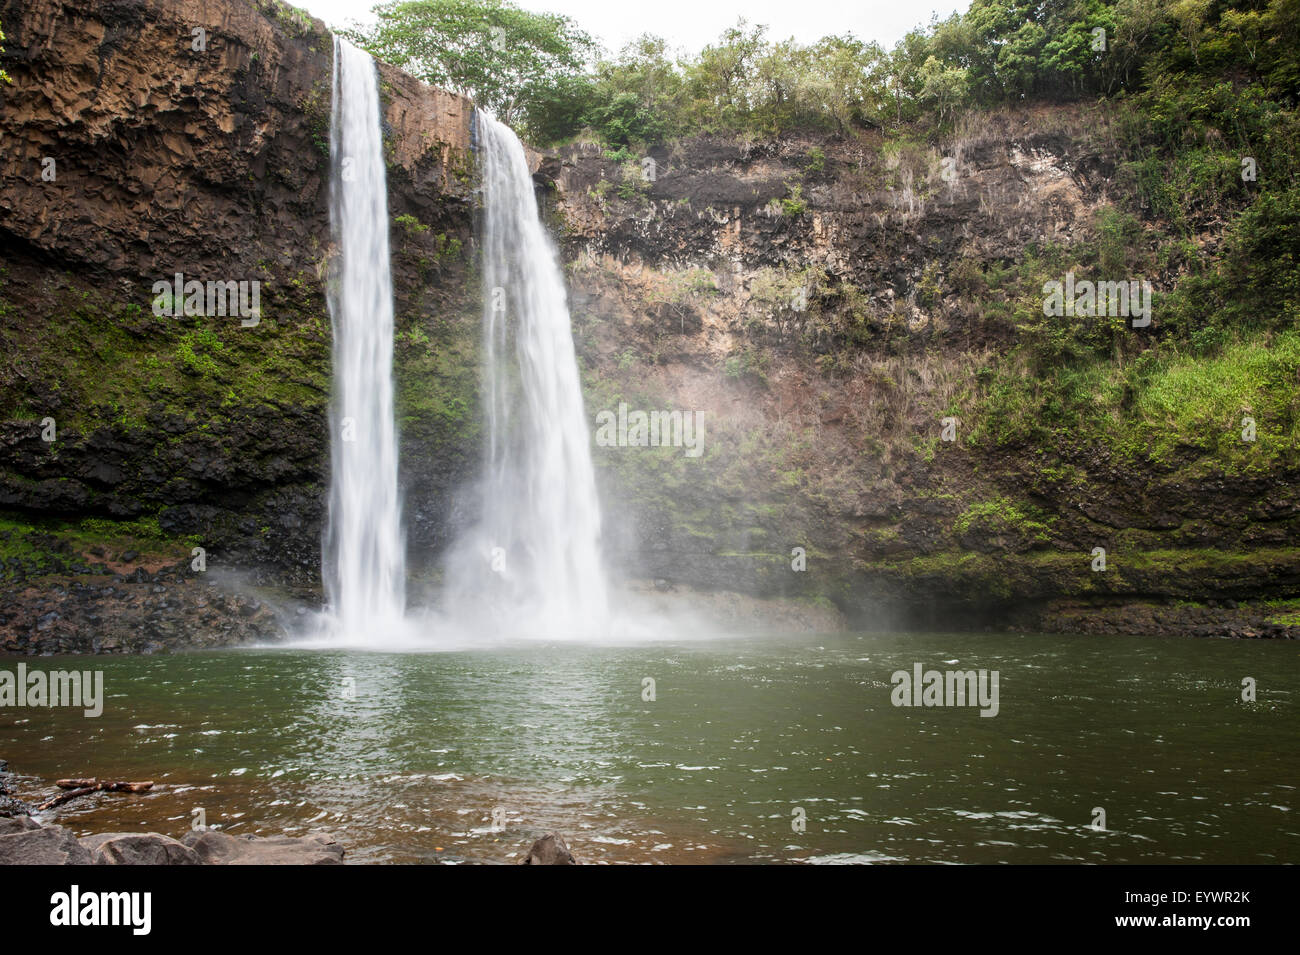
left=353, top=0, right=1300, bottom=152
left=357, top=0, right=1300, bottom=476
left=516, top=0, right=1300, bottom=146
left=347, top=0, right=595, bottom=123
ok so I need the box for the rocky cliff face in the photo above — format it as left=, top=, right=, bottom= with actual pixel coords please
left=0, top=0, right=479, bottom=650
left=0, top=0, right=1294, bottom=650
left=545, top=115, right=1300, bottom=636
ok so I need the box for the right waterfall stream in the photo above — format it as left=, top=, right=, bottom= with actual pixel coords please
left=444, top=110, right=610, bottom=638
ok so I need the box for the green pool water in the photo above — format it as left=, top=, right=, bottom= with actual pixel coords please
left=2, top=630, right=1295, bottom=864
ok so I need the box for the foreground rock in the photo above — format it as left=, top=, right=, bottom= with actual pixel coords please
left=181, top=830, right=344, bottom=865
left=0, top=762, right=33, bottom=817
left=82, top=832, right=202, bottom=865
left=0, top=819, right=344, bottom=865
left=0, top=822, right=93, bottom=864
left=520, top=833, right=579, bottom=865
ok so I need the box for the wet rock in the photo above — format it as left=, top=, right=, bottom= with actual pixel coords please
left=0, top=764, right=31, bottom=818
left=0, top=825, right=94, bottom=864
left=1, top=572, right=288, bottom=654
left=81, top=832, right=202, bottom=865
left=0, top=794, right=31, bottom=817
left=0, top=818, right=346, bottom=864
left=181, top=830, right=344, bottom=865
left=519, top=832, right=578, bottom=865
left=0, top=816, right=41, bottom=835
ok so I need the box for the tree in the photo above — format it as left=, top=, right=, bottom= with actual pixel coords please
left=1098, top=0, right=1165, bottom=96
left=1220, top=8, right=1264, bottom=66
left=996, top=19, right=1049, bottom=98
left=810, top=36, right=887, bottom=133
left=919, top=55, right=968, bottom=123
left=1260, top=0, right=1300, bottom=94
left=520, top=73, right=598, bottom=145
left=347, top=0, right=594, bottom=124
left=964, top=0, right=1032, bottom=100
left=686, top=19, right=767, bottom=124
left=883, top=28, right=933, bottom=125
left=1171, top=0, right=1212, bottom=66
left=1039, top=0, right=1112, bottom=98
left=580, top=35, right=687, bottom=144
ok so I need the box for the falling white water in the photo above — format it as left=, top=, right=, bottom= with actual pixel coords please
left=322, top=37, right=405, bottom=636
left=445, top=110, right=609, bottom=636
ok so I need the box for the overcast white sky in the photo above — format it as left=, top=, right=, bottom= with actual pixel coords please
left=300, top=0, right=969, bottom=57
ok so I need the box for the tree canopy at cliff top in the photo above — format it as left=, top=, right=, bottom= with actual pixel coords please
left=346, top=0, right=595, bottom=124
left=349, top=0, right=1300, bottom=146
left=348, top=0, right=1300, bottom=459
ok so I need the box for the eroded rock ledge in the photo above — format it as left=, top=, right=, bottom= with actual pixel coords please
left=0, top=816, right=345, bottom=864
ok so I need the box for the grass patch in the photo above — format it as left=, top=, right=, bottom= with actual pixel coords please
left=0, top=511, right=196, bottom=576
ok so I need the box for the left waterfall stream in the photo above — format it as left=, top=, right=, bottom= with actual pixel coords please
left=319, top=37, right=407, bottom=641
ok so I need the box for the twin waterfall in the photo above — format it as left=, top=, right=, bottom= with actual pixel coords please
left=323, top=38, right=607, bottom=641
left=448, top=112, right=609, bottom=637
left=323, top=38, right=405, bottom=635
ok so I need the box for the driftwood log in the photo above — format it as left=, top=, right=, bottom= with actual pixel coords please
left=36, top=778, right=154, bottom=811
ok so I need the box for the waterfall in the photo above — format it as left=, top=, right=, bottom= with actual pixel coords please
left=322, top=37, right=405, bottom=635
left=446, top=110, right=608, bottom=636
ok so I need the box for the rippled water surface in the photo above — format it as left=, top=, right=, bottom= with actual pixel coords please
left=3, top=631, right=1296, bottom=864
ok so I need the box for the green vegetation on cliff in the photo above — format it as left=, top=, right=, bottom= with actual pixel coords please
left=512, top=0, right=1300, bottom=620
left=0, top=272, right=331, bottom=438
left=0, top=18, right=10, bottom=84
left=484, top=0, right=1299, bottom=148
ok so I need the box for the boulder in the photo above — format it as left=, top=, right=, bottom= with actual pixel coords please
left=0, top=794, right=31, bottom=817
left=181, top=830, right=344, bottom=865
left=0, top=816, right=42, bottom=836
left=81, top=832, right=201, bottom=865
left=0, top=825, right=94, bottom=864
left=0, top=764, right=28, bottom=817
left=519, top=832, right=578, bottom=865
